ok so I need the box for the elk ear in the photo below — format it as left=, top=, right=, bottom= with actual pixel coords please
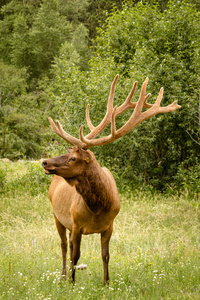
left=67, top=147, right=73, bottom=153
left=80, top=149, right=91, bottom=164
left=83, top=156, right=90, bottom=163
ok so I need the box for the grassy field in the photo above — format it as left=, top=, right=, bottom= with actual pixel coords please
left=0, top=161, right=199, bottom=299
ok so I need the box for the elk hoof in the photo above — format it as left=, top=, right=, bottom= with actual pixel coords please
left=75, top=263, right=87, bottom=270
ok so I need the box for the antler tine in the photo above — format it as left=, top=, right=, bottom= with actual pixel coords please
left=49, top=117, right=85, bottom=148
left=115, top=81, right=138, bottom=116
left=85, top=74, right=119, bottom=140
left=133, top=77, right=149, bottom=117
left=115, top=80, right=152, bottom=118
left=80, top=105, right=118, bottom=148
left=86, top=104, right=95, bottom=131
left=111, top=106, right=117, bottom=139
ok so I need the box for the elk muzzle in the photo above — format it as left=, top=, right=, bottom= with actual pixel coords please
left=42, top=159, right=56, bottom=174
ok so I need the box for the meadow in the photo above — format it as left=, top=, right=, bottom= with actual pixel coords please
left=0, top=160, right=199, bottom=299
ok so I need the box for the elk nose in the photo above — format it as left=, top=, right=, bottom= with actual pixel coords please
left=42, top=160, right=48, bottom=167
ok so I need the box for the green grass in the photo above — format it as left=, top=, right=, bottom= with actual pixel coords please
left=0, top=161, right=200, bottom=299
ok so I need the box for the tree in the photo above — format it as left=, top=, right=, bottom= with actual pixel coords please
left=0, top=60, right=50, bottom=159
left=0, top=0, right=39, bottom=67
left=0, top=0, right=90, bottom=81
left=29, top=0, right=73, bottom=78
left=84, top=0, right=124, bottom=41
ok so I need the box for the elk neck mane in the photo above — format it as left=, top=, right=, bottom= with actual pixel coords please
left=68, top=153, right=112, bottom=214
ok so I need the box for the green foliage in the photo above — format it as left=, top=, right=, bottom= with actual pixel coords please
left=0, top=65, right=51, bottom=159
left=0, top=0, right=39, bottom=67
left=85, top=0, right=200, bottom=190
left=0, top=60, right=27, bottom=106
left=0, top=165, right=6, bottom=193
left=0, top=0, right=91, bottom=80
left=84, top=0, right=124, bottom=41
left=0, top=0, right=92, bottom=159
left=174, top=160, right=200, bottom=197
left=58, top=0, right=89, bottom=24
left=0, top=0, right=200, bottom=191
left=29, top=0, right=73, bottom=77
left=0, top=160, right=51, bottom=196
left=0, top=61, right=27, bottom=158
left=48, top=50, right=88, bottom=136
left=72, top=23, right=92, bottom=70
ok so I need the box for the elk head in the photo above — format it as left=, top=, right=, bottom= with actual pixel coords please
left=42, top=146, right=91, bottom=177
left=42, top=146, right=94, bottom=187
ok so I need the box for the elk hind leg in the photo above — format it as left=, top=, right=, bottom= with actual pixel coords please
left=54, top=214, right=67, bottom=277
left=101, top=223, right=113, bottom=285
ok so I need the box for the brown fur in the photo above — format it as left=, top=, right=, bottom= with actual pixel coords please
left=42, top=146, right=120, bottom=285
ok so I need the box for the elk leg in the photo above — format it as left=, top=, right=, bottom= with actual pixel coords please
left=101, top=223, right=113, bottom=285
left=69, top=226, right=82, bottom=283
left=69, top=231, right=72, bottom=262
left=69, top=231, right=73, bottom=276
left=54, top=214, right=67, bottom=277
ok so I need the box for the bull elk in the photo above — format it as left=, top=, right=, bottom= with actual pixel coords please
left=42, top=75, right=181, bottom=285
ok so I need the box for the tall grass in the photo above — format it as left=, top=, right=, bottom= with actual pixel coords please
left=0, top=161, right=199, bottom=299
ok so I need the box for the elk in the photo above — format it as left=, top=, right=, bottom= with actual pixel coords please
left=42, top=75, right=181, bottom=285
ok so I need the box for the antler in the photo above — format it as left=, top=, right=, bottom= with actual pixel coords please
left=48, top=117, right=85, bottom=148
left=49, top=75, right=181, bottom=149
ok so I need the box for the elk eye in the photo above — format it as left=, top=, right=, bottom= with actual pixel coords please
left=69, top=157, right=76, bottom=162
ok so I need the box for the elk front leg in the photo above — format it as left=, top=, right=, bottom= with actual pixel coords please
left=54, top=214, right=67, bottom=277
left=69, top=226, right=82, bottom=283
left=101, top=223, right=113, bottom=285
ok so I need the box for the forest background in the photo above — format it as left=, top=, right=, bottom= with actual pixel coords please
left=0, top=0, right=200, bottom=193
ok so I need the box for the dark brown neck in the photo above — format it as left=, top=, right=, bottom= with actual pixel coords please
left=74, top=162, right=111, bottom=214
